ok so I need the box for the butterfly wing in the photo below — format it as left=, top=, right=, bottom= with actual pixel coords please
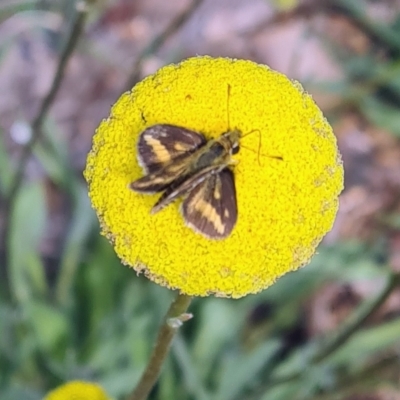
left=130, top=124, right=206, bottom=193
left=151, top=165, right=223, bottom=213
left=130, top=159, right=193, bottom=193
left=137, top=124, right=206, bottom=173
left=181, top=169, right=237, bottom=239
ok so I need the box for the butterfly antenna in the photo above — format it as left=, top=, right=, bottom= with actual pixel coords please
left=257, top=130, right=262, bottom=165
left=240, top=142, right=262, bottom=166
left=240, top=129, right=262, bottom=165
left=240, top=141, right=283, bottom=166
left=227, top=84, right=232, bottom=131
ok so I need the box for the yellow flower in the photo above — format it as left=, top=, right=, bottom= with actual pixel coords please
left=84, top=56, right=343, bottom=298
left=44, top=381, right=111, bottom=400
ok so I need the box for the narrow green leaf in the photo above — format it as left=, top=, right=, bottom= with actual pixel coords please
left=0, top=128, right=12, bottom=194
left=25, top=252, right=48, bottom=297
left=9, top=181, right=46, bottom=303
left=56, top=182, right=96, bottom=306
left=0, top=128, right=15, bottom=195
left=100, top=367, right=142, bottom=399
left=172, top=335, right=211, bottom=400
left=34, top=117, right=72, bottom=190
left=359, top=96, right=400, bottom=136
left=261, top=380, right=306, bottom=400
left=216, top=340, right=282, bottom=400
left=192, top=299, right=240, bottom=380
left=328, top=318, right=400, bottom=367
left=158, top=356, right=178, bottom=400
left=24, top=300, right=69, bottom=354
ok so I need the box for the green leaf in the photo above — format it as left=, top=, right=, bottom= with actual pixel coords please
left=158, top=356, right=178, bottom=400
left=101, top=367, right=142, bottom=399
left=0, top=128, right=12, bottom=194
left=359, top=96, right=400, bottom=136
left=24, top=300, right=69, bottom=354
left=328, top=318, right=400, bottom=367
left=55, top=181, right=96, bottom=306
left=261, top=380, right=305, bottom=400
left=192, top=299, right=240, bottom=380
left=9, top=181, right=46, bottom=303
left=215, top=339, right=282, bottom=400
left=25, top=252, right=48, bottom=298
left=172, top=335, right=210, bottom=400
left=380, top=213, right=400, bottom=229
left=76, top=237, right=124, bottom=342
left=34, top=117, right=72, bottom=190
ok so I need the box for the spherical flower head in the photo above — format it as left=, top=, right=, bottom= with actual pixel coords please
left=44, top=381, right=111, bottom=400
left=84, top=56, right=343, bottom=298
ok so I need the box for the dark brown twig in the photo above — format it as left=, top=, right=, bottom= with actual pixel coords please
left=124, top=0, right=204, bottom=91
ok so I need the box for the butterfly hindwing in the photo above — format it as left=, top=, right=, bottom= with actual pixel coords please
left=151, top=165, right=224, bottom=213
left=137, top=124, right=206, bottom=173
left=181, top=169, right=237, bottom=239
left=130, top=159, right=193, bottom=193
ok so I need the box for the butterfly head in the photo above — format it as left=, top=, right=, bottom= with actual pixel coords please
left=220, top=128, right=241, bottom=156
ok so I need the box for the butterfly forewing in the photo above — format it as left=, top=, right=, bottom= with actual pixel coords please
left=181, top=169, right=237, bottom=239
left=137, top=124, right=206, bottom=173
left=130, top=124, right=207, bottom=193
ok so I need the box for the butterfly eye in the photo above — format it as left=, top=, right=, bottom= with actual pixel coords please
left=232, top=144, right=240, bottom=155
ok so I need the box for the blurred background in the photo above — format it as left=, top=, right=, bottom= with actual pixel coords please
left=1, top=0, right=400, bottom=399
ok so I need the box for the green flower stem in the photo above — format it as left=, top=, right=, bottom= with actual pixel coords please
left=127, top=293, right=192, bottom=400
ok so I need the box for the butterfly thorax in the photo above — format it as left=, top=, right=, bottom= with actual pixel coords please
left=194, top=129, right=241, bottom=170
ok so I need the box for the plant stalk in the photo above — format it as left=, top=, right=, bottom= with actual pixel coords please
left=127, top=292, right=192, bottom=400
